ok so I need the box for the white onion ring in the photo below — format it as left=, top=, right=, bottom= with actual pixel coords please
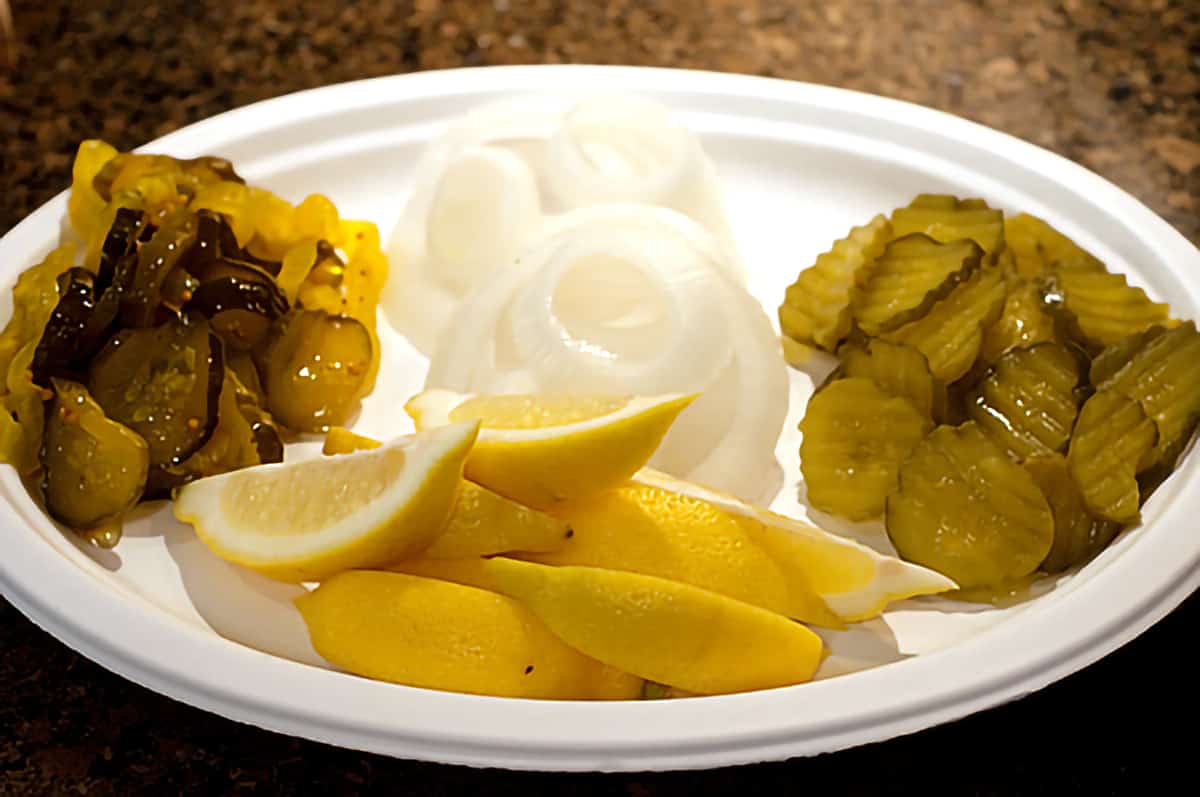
left=426, top=204, right=787, bottom=504
left=384, top=94, right=740, bottom=356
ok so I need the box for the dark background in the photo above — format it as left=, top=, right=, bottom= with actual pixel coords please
left=1, top=1, right=1197, bottom=794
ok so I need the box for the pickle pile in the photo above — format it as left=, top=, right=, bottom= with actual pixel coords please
left=0, top=141, right=388, bottom=547
left=782, top=195, right=1198, bottom=593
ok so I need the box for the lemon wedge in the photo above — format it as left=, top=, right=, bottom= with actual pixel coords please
left=633, top=469, right=957, bottom=622
left=393, top=556, right=823, bottom=695
left=173, top=422, right=478, bottom=582
left=518, top=482, right=840, bottom=627
left=405, top=390, right=695, bottom=508
left=296, top=570, right=642, bottom=699
left=323, top=426, right=571, bottom=558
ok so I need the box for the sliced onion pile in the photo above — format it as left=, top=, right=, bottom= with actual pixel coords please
left=425, top=203, right=788, bottom=504
left=384, top=94, right=741, bottom=355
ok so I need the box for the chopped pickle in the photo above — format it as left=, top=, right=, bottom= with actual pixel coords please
left=120, top=208, right=199, bottom=327
left=831, top=339, right=945, bottom=421
left=967, top=343, right=1084, bottom=462
left=159, top=371, right=267, bottom=487
left=799, top=377, right=932, bottom=521
left=186, top=275, right=289, bottom=351
left=1067, top=389, right=1158, bottom=524
left=779, top=214, right=891, bottom=351
left=1004, top=213, right=1105, bottom=275
left=1093, top=321, right=1200, bottom=468
left=1040, top=269, right=1171, bottom=350
left=881, top=261, right=1007, bottom=383
left=88, top=317, right=224, bottom=470
left=852, top=234, right=982, bottom=336
left=886, top=422, right=1054, bottom=590
left=255, top=309, right=373, bottom=433
left=41, top=379, right=148, bottom=535
left=1025, top=454, right=1122, bottom=573
left=891, top=194, right=1005, bottom=255
left=0, top=243, right=77, bottom=383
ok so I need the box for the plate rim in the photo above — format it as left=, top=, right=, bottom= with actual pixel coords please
left=2, top=64, right=1199, bottom=772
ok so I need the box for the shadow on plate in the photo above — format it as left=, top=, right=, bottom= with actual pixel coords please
left=162, top=520, right=328, bottom=669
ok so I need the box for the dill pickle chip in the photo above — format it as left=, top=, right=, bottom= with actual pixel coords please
left=851, top=234, right=982, bottom=336
left=1089, top=325, right=1168, bottom=389
left=1025, top=454, right=1122, bottom=573
left=1040, top=270, right=1171, bottom=350
left=799, top=377, right=932, bottom=521
left=978, top=277, right=1059, bottom=364
left=882, top=263, right=1007, bottom=383
left=1004, top=213, right=1105, bottom=276
left=1096, top=321, right=1200, bottom=466
left=832, top=339, right=945, bottom=421
left=1067, top=389, right=1158, bottom=524
left=886, top=422, right=1053, bottom=590
left=967, top=343, right=1084, bottom=462
left=779, top=215, right=891, bottom=351
left=891, top=195, right=1005, bottom=255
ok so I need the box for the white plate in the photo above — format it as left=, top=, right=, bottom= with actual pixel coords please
left=2, top=66, right=1199, bottom=772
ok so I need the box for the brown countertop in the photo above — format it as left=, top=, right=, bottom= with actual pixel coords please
left=1, top=1, right=1198, bottom=794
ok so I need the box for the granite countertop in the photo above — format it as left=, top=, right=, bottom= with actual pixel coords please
left=1, top=1, right=1197, bottom=793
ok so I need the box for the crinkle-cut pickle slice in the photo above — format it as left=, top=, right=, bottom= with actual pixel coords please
left=886, top=422, right=1054, bottom=590
left=978, top=276, right=1059, bottom=364
left=891, top=194, right=1005, bottom=255
left=967, top=343, right=1084, bottom=462
left=1096, top=321, right=1200, bottom=468
left=800, top=377, right=932, bottom=521
left=1089, top=325, right=1168, bottom=390
left=1041, top=269, right=1171, bottom=349
left=1005, top=213, right=1106, bottom=276
left=852, top=234, right=982, bottom=336
left=882, top=262, right=1007, bottom=383
left=779, top=214, right=891, bottom=352
left=1025, top=454, right=1122, bottom=574
left=832, top=339, right=944, bottom=421
left=1067, top=389, right=1158, bottom=524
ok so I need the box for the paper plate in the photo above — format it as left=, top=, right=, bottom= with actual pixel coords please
left=2, top=66, right=1198, bottom=772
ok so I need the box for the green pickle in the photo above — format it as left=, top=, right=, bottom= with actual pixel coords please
left=967, top=343, right=1084, bottom=462
left=800, top=377, right=932, bottom=521
left=779, top=214, right=892, bottom=352
left=1004, top=213, right=1105, bottom=276
left=1025, top=454, right=1122, bottom=573
left=891, top=195, right=1005, bottom=255
left=852, top=234, right=982, bottom=336
left=881, top=261, right=1007, bottom=383
left=832, top=339, right=945, bottom=421
left=1040, top=269, right=1171, bottom=350
left=1067, top=389, right=1158, bottom=524
left=255, top=309, right=373, bottom=433
left=1093, top=321, right=1200, bottom=468
left=41, top=378, right=149, bottom=538
left=978, top=276, right=1059, bottom=364
left=886, top=422, right=1054, bottom=591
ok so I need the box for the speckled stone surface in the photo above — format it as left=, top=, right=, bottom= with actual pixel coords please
left=1, top=1, right=1197, bottom=794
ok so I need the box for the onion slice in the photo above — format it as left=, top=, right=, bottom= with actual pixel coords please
left=426, top=204, right=787, bottom=504
left=384, top=94, right=740, bottom=356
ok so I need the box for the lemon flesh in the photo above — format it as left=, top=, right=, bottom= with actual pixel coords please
left=296, top=570, right=642, bottom=699
left=323, top=427, right=571, bottom=558
left=634, top=469, right=957, bottom=621
left=173, top=422, right=478, bottom=582
left=395, top=557, right=823, bottom=695
left=520, top=483, right=840, bottom=627
left=406, top=390, right=695, bottom=508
